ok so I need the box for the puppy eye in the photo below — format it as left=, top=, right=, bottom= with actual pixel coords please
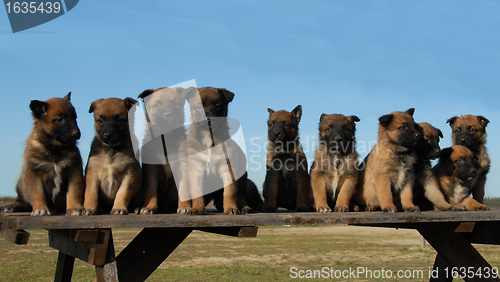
left=455, top=159, right=465, bottom=165
left=455, top=128, right=461, bottom=133
left=470, top=127, right=476, bottom=133
left=325, top=127, right=331, bottom=132
left=215, top=104, right=221, bottom=109
left=117, top=118, right=126, bottom=123
left=425, top=138, right=430, bottom=142
left=268, top=122, right=273, bottom=128
left=96, top=118, right=103, bottom=124
left=399, top=125, right=407, bottom=130
left=54, top=117, right=64, bottom=124
left=284, top=123, right=290, bottom=128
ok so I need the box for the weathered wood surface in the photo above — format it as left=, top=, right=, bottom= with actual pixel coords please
left=1, top=210, right=499, bottom=230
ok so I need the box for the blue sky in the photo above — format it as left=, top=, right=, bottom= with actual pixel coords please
left=1, top=0, right=500, bottom=197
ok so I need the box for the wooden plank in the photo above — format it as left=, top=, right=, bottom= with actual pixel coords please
left=465, top=221, right=500, bottom=245
left=195, top=226, right=258, bottom=237
left=0, top=224, right=29, bottom=245
left=115, top=227, right=193, bottom=282
left=429, top=254, right=453, bottom=282
left=49, top=229, right=111, bottom=265
left=95, top=231, right=118, bottom=282
left=54, top=252, right=75, bottom=282
left=455, top=222, right=475, bottom=233
left=418, top=225, right=500, bottom=282
left=2, top=210, right=500, bottom=230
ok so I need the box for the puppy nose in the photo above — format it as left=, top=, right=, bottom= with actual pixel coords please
left=435, top=150, right=441, bottom=157
left=73, top=130, right=81, bottom=140
left=415, top=133, right=421, bottom=140
left=273, top=131, right=280, bottom=137
left=459, top=138, right=466, bottom=144
left=103, top=132, right=112, bottom=140
left=471, top=169, right=477, bottom=177
left=334, top=135, right=342, bottom=142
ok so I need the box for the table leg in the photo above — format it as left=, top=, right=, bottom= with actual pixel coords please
left=54, top=251, right=75, bottom=282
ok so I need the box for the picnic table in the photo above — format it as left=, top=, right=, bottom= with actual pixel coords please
left=1, top=210, right=500, bottom=282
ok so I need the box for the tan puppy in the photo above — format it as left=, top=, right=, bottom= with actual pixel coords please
left=414, top=123, right=462, bottom=211
left=263, top=105, right=311, bottom=212
left=354, top=108, right=420, bottom=212
left=310, top=114, right=360, bottom=212
left=185, top=87, right=251, bottom=215
left=83, top=98, right=142, bottom=215
left=5, top=93, right=84, bottom=216
left=138, top=87, right=193, bottom=214
left=447, top=115, right=490, bottom=203
left=433, top=145, right=490, bottom=211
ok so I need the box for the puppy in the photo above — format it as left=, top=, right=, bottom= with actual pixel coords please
left=5, top=93, right=84, bottom=216
left=447, top=115, right=490, bottom=203
left=414, top=123, right=462, bottom=211
left=83, top=98, right=142, bottom=215
left=310, top=114, right=360, bottom=212
left=185, top=87, right=251, bottom=215
left=433, top=145, right=490, bottom=211
left=354, top=108, right=420, bottom=212
left=263, top=105, right=311, bottom=212
left=138, top=87, right=192, bottom=214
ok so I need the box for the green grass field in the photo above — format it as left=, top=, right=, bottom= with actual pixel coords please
left=0, top=225, right=499, bottom=281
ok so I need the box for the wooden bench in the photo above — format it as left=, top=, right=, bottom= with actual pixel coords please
left=1, top=210, right=500, bottom=282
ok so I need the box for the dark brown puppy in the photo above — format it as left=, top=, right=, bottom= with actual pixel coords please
left=263, top=105, right=311, bottom=212
left=433, top=145, right=490, bottom=211
left=447, top=115, right=490, bottom=203
left=83, top=98, right=142, bottom=215
left=310, top=114, right=360, bottom=212
left=138, top=87, right=192, bottom=214
left=354, top=108, right=420, bottom=213
left=5, top=93, right=84, bottom=216
left=414, top=123, right=462, bottom=211
left=185, top=87, right=251, bottom=215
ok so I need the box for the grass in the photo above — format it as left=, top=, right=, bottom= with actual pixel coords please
left=1, top=225, right=499, bottom=281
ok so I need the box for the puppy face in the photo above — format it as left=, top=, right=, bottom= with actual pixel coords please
left=139, top=87, right=187, bottom=132
left=187, top=87, right=234, bottom=123
left=379, top=108, right=420, bottom=148
left=447, top=115, right=489, bottom=148
left=440, top=145, right=477, bottom=182
left=417, top=122, right=443, bottom=160
left=30, top=92, right=81, bottom=145
left=319, top=114, right=360, bottom=154
left=267, top=105, right=301, bottom=145
left=89, top=97, right=137, bottom=146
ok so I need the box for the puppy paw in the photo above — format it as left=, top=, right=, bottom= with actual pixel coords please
left=110, top=209, right=128, bottom=215
left=404, top=206, right=420, bottom=212
left=334, top=206, right=349, bottom=213
left=240, top=206, right=254, bottom=214
left=187, top=208, right=205, bottom=215
left=66, top=209, right=83, bottom=216
left=224, top=208, right=240, bottom=215
left=317, top=206, right=332, bottom=213
left=444, top=205, right=465, bottom=211
left=382, top=206, right=397, bottom=213
left=365, top=205, right=377, bottom=212
left=177, top=207, right=191, bottom=214
left=83, top=209, right=97, bottom=215
left=31, top=209, right=51, bottom=216
left=296, top=206, right=312, bottom=212
left=474, top=204, right=491, bottom=211
left=139, top=208, right=157, bottom=215
left=351, top=205, right=360, bottom=212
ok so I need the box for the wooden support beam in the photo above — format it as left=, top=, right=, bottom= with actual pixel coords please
left=54, top=252, right=75, bottom=282
left=196, top=226, right=258, bottom=237
left=0, top=223, right=29, bottom=245
left=418, top=225, right=500, bottom=282
left=115, top=227, right=193, bottom=282
left=49, top=229, right=111, bottom=265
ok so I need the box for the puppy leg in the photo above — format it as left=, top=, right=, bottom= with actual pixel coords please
left=83, top=169, right=100, bottom=215
left=375, top=172, right=397, bottom=213
left=220, top=168, right=239, bottom=215
left=23, top=169, right=51, bottom=216
left=472, top=174, right=486, bottom=204
left=187, top=168, right=205, bottom=215
left=448, top=200, right=467, bottom=211
left=111, top=173, right=138, bottom=215
left=140, top=164, right=159, bottom=214
left=311, top=172, right=330, bottom=212
left=65, top=168, right=84, bottom=215
left=461, top=198, right=491, bottom=211
left=423, top=176, right=462, bottom=211
left=335, top=177, right=356, bottom=212
left=263, top=169, right=281, bottom=212
left=400, top=181, right=419, bottom=212
left=294, top=170, right=311, bottom=212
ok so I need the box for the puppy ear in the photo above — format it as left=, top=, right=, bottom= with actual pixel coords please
left=89, top=101, right=96, bottom=113
left=138, top=89, right=155, bottom=99
left=64, top=92, right=71, bottom=101
left=477, top=116, right=490, bottom=128
left=406, top=108, right=415, bottom=117
left=379, top=114, right=393, bottom=128
left=349, top=115, right=360, bottom=123
left=320, top=113, right=327, bottom=123
left=438, top=129, right=444, bottom=139
left=182, top=87, right=199, bottom=100
left=124, top=97, right=139, bottom=110
left=218, top=88, right=235, bottom=103
left=267, top=108, right=275, bottom=115
left=30, top=100, right=49, bottom=119
left=291, top=105, right=302, bottom=123
left=447, top=116, right=458, bottom=127
left=440, top=147, right=453, bottom=160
